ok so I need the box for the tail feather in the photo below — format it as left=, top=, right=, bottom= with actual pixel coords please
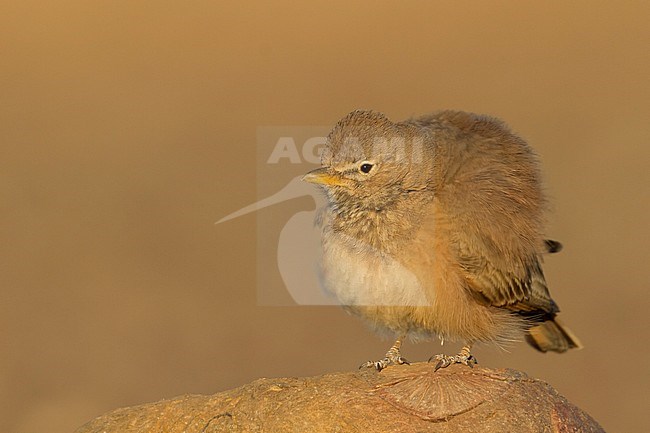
left=525, top=317, right=583, bottom=353
left=544, top=239, right=563, bottom=254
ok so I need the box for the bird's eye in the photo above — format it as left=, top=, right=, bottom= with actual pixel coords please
left=359, top=163, right=374, bottom=174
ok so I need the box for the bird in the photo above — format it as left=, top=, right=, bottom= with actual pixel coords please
left=302, top=109, right=582, bottom=371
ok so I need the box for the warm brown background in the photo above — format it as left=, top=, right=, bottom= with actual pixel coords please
left=1, top=2, right=648, bottom=432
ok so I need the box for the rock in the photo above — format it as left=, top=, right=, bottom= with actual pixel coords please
left=75, top=363, right=605, bottom=433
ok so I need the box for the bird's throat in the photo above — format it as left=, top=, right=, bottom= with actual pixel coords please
left=330, top=199, right=427, bottom=254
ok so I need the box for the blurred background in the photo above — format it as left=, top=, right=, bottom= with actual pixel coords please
left=1, top=1, right=648, bottom=432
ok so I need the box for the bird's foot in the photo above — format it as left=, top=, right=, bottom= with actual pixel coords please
left=428, top=346, right=477, bottom=372
left=360, top=339, right=410, bottom=371
left=360, top=352, right=409, bottom=371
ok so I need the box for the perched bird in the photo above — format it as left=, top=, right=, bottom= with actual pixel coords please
left=302, top=110, right=582, bottom=371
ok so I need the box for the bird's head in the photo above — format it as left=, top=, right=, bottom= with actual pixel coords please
left=302, top=110, right=431, bottom=212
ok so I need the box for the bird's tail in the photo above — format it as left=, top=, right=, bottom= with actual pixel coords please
left=525, top=317, right=583, bottom=353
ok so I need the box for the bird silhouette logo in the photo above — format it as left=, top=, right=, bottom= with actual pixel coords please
left=216, top=127, right=339, bottom=306
left=217, top=175, right=341, bottom=306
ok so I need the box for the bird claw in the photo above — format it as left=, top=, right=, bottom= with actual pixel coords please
left=360, top=354, right=410, bottom=371
left=428, top=353, right=478, bottom=372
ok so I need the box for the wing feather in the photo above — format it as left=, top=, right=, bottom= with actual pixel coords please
left=456, top=235, right=558, bottom=315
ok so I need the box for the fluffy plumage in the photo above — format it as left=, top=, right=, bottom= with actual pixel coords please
left=304, top=109, right=581, bottom=368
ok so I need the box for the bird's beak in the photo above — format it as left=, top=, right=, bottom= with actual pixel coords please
left=301, top=167, right=347, bottom=187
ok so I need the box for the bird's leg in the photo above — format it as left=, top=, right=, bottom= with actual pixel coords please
left=360, top=337, right=410, bottom=371
left=428, top=344, right=478, bottom=372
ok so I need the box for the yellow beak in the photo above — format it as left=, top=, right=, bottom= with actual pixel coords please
left=301, top=167, right=347, bottom=187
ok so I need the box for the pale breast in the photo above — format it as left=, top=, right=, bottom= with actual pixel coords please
left=318, top=230, right=432, bottom=307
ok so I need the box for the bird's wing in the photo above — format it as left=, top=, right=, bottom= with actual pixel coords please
left=455, top=235, right=559, bottom=315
